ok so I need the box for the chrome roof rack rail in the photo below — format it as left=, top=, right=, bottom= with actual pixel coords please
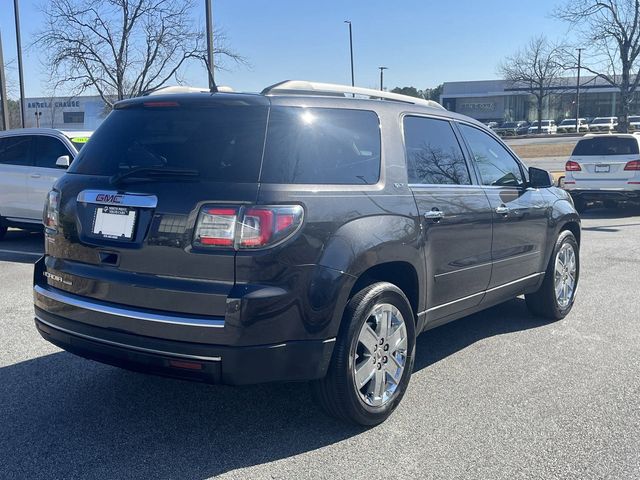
left=261, top=80, right=445, bottom=110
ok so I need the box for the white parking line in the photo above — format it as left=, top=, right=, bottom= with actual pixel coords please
left=0, top=249, right=42, bottom=257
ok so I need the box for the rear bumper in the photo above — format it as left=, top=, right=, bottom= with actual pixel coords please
left=35, top=307, right=335, bottom=385
left=567, top=189, right=640, bottom=202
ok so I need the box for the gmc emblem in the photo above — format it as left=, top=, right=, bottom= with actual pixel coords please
left=95, top=193, right=124, bottom=204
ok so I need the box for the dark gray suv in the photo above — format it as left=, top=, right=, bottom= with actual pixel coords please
left=33, top=81, right=580, bottom=425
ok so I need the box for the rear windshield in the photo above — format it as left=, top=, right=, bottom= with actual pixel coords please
left=69, top=104, right=381, bottom=185
left=69, top=104, right=269, bottom=182
left=261, top=106, right=381, bottom=184
left=592, top=118, right=614, bottom=124
left=560, top=119, right=575, bottom=125
left=572, top=137, right=639, bottom=156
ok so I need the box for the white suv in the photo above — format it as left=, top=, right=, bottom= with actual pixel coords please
left=564, top=133, right=640, bottom=211
left=588, top=117, right=618, bottom=132
left=528, top=120, right=557, bottom=134
left=0, top=128, right=91, bottom=239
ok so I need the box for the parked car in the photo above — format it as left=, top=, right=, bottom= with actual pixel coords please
left=484, top=121, right=500, bottom=130
left=564, top=133, right=640, bottom=211
left=528, top=120, right=557, bottom=134
left=557, top=118, right=589, bottom=134
left=588, top=117, right=618, bottom=132
left=0, top=128, right=92, bottom=239
left=495, top=121, right=529, bottom=137
left=627, top=115, right=640, bottom=132
left=33, top=81, right=580, bottom=426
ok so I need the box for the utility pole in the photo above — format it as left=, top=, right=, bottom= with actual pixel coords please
left=379, top=66, right=388, bottom=91
left=205, top=0, right=218, bottom=92
left=0, top=30, right=9, bottom=130
left=575, top=48, right=583, bottom=134
left=344, top=21, right=354, bottom=87
left=13, top=0, right=26, bottom=128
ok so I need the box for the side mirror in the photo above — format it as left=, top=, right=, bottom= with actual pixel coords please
left=528, top=166, right=554, bottom=188
left=55, top=155, right=71, bottom=168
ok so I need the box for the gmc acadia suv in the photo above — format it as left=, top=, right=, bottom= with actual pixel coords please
left=33, top=81, right=581, bottom=425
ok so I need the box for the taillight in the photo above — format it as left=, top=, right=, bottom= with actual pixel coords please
left=194, top=207, right=238, bottom=246
left=43, top=190, right=60, bottom=234
left=624, top=160, right=640, bottom=170
left=194, top=205, right=304, bottom=250
left=565, top=160, right=582, bottom=171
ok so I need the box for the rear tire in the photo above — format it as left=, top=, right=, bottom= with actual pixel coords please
left=311, top=282, right=416, bottom=426
left=526, top=230, right=579, bottom=320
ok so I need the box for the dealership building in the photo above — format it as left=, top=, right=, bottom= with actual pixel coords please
left=22, top=95, right=107, bottom=130
left=440, top=75, right=640, bottom=123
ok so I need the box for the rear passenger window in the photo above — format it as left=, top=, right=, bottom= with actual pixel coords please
left=261, top=107, right=381, bottom=184
left=0, top=136, right=32, bottom=166
left=403, top=116, right=471, bottom=185
left=459, top=124, right=524, bottom=187
left=35, top=136, right=71, bottom=168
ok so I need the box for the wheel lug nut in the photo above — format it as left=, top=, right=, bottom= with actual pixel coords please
left=383, top=344, right=389, bottom=351
left=379, top=338, right=384, bottom=345
left=382, top=356, right=387, bottom=363
left=377, top=363, right=382, bottom=370
left=373, top=344, right=377, bottom=351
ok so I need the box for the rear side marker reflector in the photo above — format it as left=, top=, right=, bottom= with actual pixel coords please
left=194, top=204, right=304, bottom=250
left=168, top=359, right=203, bottom=370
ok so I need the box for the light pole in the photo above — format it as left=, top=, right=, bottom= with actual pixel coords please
left=379, top=66, right=388, bottom=91
left=575, top=48, right=583, bottom=133
left=205, top=0, right=217, bottom=92
left=344, top=21, right=354, bottom=88
left=13, top=0, right=26, bottom=128
left=0, top=30, right=9, bottom=130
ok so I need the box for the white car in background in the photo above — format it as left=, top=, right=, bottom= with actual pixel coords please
left=588, top=117, right=618, bottom=133
left=0, top=128, right=92, bottom=239
left=557, top=118, right=589, bottom=134
left=528, top=120, right=557, bottom=134
left=564, top=133, right=640, bottom=212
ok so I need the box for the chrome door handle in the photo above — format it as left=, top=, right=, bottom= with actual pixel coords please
left=495, top=205, right=510, bottom=216
left=424, top=209, right=445, bottom=221
left=30, top=173, right=41, bottom=179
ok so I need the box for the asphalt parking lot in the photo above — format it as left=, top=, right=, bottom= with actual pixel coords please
left=1, top=206, right=640, bottom=480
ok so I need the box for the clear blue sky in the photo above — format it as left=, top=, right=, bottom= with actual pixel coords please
left=0, top=0, right=574, bottom=98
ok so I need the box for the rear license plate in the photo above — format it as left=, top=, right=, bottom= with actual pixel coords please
left=92, top=206, right=136, bottom=239
left=595, top=165, right=610, bottom=173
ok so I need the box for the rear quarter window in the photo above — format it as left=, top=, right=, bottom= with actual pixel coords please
left=260, top=107, right=381, bottom=184
left=572, top=137, right=639, bottom=156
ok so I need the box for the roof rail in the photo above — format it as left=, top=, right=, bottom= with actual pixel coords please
left=261, top=80, right=445, bottom=110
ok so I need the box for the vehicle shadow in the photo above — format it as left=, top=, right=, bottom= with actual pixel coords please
left=1, top=299, right=545, bottom=479
left=414, top=297, right=545, bottom=372
left=0, top=229, right=44, bottom=264
left=580, top=204, right=640, bottom=232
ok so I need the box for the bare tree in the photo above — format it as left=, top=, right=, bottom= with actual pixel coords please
left=498, top=36, right=567, bottom=132
left=555, top=0, right=640, bottom=132
left=35, top=0, right=243, bottom=109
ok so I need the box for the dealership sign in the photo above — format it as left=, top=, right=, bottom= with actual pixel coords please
left=459, top=102, right=496, bottom=111
left=27, top=101, right=81, bottom=109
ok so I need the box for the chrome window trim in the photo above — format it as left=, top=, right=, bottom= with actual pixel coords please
left=36, top=315, right=222, bottom=362
left=34, top=285, right=225, bottom=328
left=77, top=190, right=158, bottom=209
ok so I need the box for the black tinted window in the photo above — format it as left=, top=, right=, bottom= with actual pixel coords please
left=0, top=136, right=32, bottom=166
left=572, top=137, right=639, bottom=156
left=261, top=107, right=380, bottom=184
left=69, top=104, right=268, bottom=182
left=35, top=136, right=71, bottom=168
left=403, top=116, right=471, bottom=185
left=459, top=124, right=523, bottom=187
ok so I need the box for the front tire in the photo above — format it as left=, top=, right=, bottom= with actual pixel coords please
left=311, top=282, right=416, bottom=426
left=526, top=230, right=579, bottom=320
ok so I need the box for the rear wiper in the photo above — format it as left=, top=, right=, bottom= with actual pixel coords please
left=110, top=166, right=199, bottom=185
